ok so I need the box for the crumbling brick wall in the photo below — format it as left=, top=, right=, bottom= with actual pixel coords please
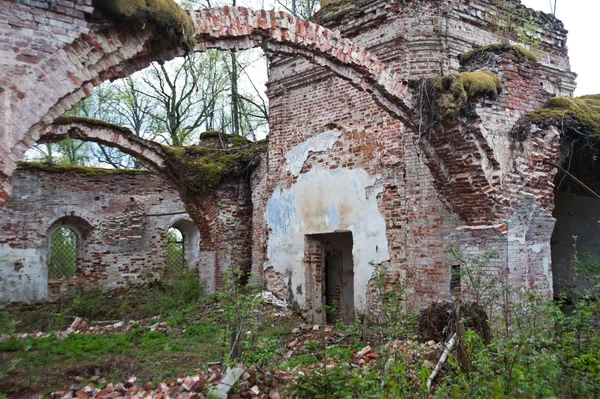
left=0, top=167, right=192, bottom=303
left=259, top=0, right=577, bottom=316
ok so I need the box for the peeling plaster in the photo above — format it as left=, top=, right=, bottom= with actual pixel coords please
left=265, top=166, right=390, bottom=311
left=284, top=130, right=343, bottom=177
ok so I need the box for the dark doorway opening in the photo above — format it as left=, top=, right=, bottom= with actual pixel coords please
left=550, top=133, right=600, bottom=300
left=305, top=232, right=355, bottom=324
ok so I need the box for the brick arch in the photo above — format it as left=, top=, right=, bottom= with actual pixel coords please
left=41, top=122, right=171, bottom=181
left=1, top=5, right=415, bottom=207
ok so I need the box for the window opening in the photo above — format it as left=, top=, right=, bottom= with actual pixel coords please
left=166, top=227, right=185, bottom=273
left=49, top=227, right=77, bottom=278
left=450, top=264, right=461, bottom=295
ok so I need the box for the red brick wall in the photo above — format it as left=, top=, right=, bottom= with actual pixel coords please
left=259, top=0, right=575, bottom=314
left=0, top=167, right=189, bottom=303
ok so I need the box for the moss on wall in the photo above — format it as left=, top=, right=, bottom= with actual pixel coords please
left=427, top=71, right=503, bottom=122
left=163, top=141, right=266, bottom=193
left=17, top=162, right=152, bottom=176
left=311, top=0, right=370, bottom=24
left=93, top=0, right=195, bottom=47
left=459, top=43, right=538, bottom=64
left=54, top=116, right=134, bottom=135
left=521, top=95, right=600, bottom=137
left=199, top=131, right=250, bottom=147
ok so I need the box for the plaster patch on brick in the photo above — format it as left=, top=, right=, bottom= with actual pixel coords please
left=507, top=194, right=538, bottom=246
left=0, top=244, right=46, bottom=303
left=529, top=244, right=544, bottom=254
left=284, top=130, right=343, bottom=177
left=265, top=166, right=389, bottom=311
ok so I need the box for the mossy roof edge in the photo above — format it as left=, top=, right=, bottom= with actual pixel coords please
left=460, top=43, right=538, bottom=65
left=520, top=95, right=600, bottom=137
left=93, top=0, right=196, bottom=48
left=162, top=141, right=266, bottom=193
left=17, top=162, right=153, bottom=176
left=311, top=0, right=372, bottom=25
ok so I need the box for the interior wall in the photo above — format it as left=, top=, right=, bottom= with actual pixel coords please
left=552, top=191, right=600, bottom=298
left=0, top=167, right=194, bottom=304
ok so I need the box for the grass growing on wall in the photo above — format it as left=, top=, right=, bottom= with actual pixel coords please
left=523, top=94, right=600, bottom=137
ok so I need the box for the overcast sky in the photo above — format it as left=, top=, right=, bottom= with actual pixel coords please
left=521, top=0, right=599, bottom=95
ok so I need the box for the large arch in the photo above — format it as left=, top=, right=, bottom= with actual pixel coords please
left=40, top=119, right=170, bottom=180
left=0, top=4, right=415, bottom=208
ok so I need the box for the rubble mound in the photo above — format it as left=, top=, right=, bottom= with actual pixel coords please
left=418, top=300, right=491, bottom=344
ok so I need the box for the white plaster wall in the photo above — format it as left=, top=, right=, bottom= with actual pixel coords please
left=265, top=166, right=390, bottom=311
left=0, top=245, right=47, bottom=303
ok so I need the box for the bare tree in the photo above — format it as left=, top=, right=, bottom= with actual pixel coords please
left=140, top=52, right=229, bottom=146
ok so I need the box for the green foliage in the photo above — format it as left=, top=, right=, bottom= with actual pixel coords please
left=524, top=95, right=600, bottom=138
left=432, top=71, right=502, bottom=122
left=141, top=272, right=204, bottom=316
left=166, top=227, right=184, bottom=274
left=445, top=244, right=501, bottom=307
left=0, top=312, right=16, bottom=335
left=487, top=0, right=545, bottom=54
left=214, top=262, right=264, bottom=363
left=370, top=262, right=415, bottom=339
left=54, top=116, right=134, bottom=135
left=162, top=141, right=265, bottom=193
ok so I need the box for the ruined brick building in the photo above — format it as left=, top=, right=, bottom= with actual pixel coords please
left=1, top=0, right=598, bottom=322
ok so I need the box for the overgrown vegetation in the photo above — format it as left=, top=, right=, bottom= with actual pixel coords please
left=93, top=0, right=196, bottom=48
left=519, top=94, right=600, bottom=138
left=2, top=246, right=600, bottom=398
left=418, top=71, right=502, bottom=126
left=17, top=162, right=152, bottom=177
left=162, top=139, right=265, bottom=192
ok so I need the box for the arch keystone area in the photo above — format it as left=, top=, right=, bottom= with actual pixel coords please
left=0, top=4, right=416, bottom=206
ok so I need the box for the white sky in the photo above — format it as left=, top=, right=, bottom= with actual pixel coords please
left=521, top=0, right=599, bottom=95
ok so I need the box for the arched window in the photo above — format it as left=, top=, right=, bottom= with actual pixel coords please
left=49, top=227, right=77, bottom=278
left=166, top=226, right=185, bottom=273
left=165, top=219, right=200, bottom=274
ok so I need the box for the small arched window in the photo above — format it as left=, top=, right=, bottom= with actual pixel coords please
left=166, top=226, right=185, bottom=274
left=49, top=227, right=77, bottom=278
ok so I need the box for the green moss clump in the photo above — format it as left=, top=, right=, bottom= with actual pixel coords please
left=522, top=95, right=600, bottom=137
left=311, top=0, right=369, bottom=24
left=460, top=43, right=538, bottom=64
left=94, top=0, right=196, bottom=48
left=199, top=130, right=225, bottom=140
left=162, top=142, right=265, bottom=193
left=54, top=116, right=134, bottom=135
left=17, top=162, right=152, bottom=176
left=431, top=71, right=503, bottom=122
